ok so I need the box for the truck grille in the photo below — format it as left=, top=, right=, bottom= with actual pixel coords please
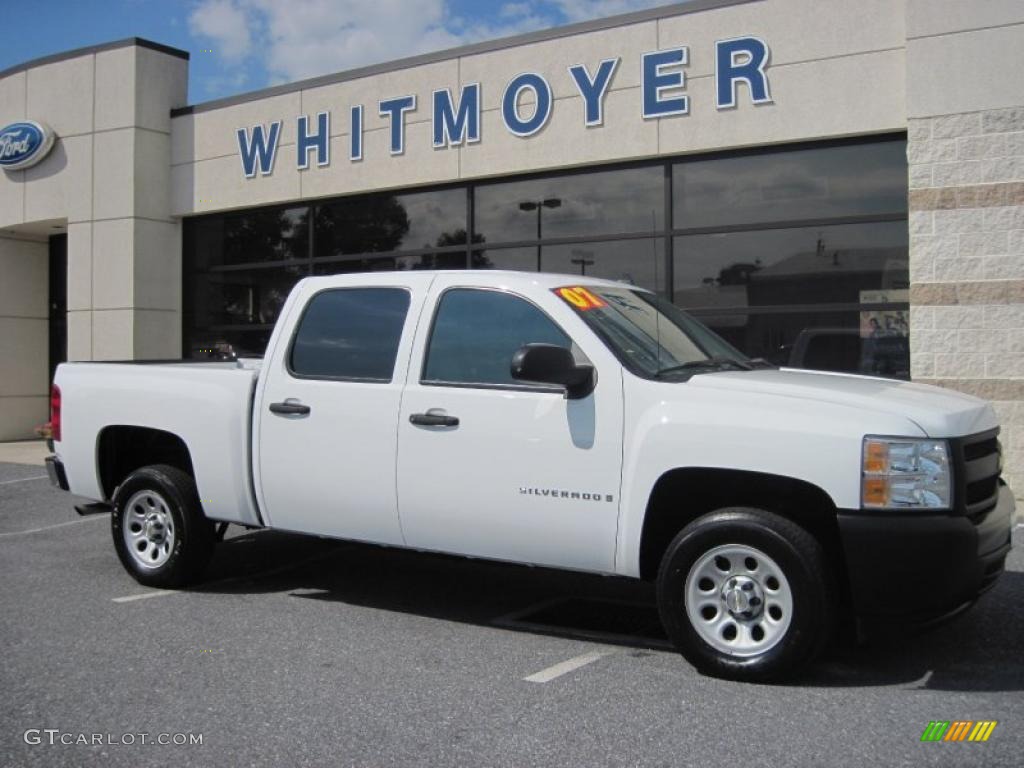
left=951, top=429, right=1001, bottom=519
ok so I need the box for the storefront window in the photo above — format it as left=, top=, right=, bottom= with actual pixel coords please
left=314, top=188, right=466, bottom=257
left=474, top=166, right=664, bottom=244
left=673, top=141, right=908, bottom=229
left=183, top=136, right=909, bottom=377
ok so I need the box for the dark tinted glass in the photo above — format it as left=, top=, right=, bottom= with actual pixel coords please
left=189, top=265, right=306, bottom=327
left=424, top=289, right=570, bottom=385
left=673, top=141, right=907, bottom=229
left=189, top=207, right=309, bottom=268
left=474, top=240, right=664, bottom=294
left=313, top=251, right=467, bottom=275
left=692, top=308, right=909, bottom=379
left=290, top=288, right=410, bottom=380
left=541, top=239, right=664, bottom=293
left=673, top=222, right=908, bottom=311
left=474, top=166, right=664, bottom=243
left=314, top=188, right=466, bottom=257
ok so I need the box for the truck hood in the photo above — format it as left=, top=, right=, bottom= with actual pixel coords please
left=685, top=368, right=997, bottom=437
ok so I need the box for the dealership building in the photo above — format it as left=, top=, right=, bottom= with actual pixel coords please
left=0, top=0, right=1022, bottom=492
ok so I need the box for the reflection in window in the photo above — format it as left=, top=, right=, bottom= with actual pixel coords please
left=190, top=207, right=309, bottom=268
left=673, top=222, right=908, bottom=311
left=475, top=240, right=663, bottom=294
left=475, top=166, right=664, bottom=243
left=673, top=140, right=907, bottom=229
left=190, top=265, right=306, bottom=327
left=423, top=289, right=570, bottom=386
left=314, top=188, right=465, bottom=257
left=290, top=288, right=410, bottom=380
left=694, top=309, right=910, bottom=379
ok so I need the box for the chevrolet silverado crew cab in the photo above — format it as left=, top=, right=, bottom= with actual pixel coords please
left=47, top=271, right=1017, bottom=681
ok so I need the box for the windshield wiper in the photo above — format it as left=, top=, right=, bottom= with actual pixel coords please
left=655, top=356, right=753, bottom=378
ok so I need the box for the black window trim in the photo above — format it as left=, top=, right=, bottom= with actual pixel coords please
left=419, top=285, right=579, bottom=394
left=285, top=285, right=413, bottom=384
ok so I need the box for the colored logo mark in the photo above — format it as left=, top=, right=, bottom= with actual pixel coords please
left=920, top=720, right=997, bottom=742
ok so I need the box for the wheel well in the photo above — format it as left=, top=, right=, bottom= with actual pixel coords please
left=638, top=468, right=846, bottom=586
left=97, top=426, right=194, bottom=500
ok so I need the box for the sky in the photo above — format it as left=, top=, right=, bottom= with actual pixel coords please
left=1, top=0, right=679, bottom=106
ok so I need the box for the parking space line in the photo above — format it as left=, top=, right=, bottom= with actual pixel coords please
left=111, top=546, right=345, bottom=603
left=112, top=590, right=180, bottom=603
left=523, top=650, right=613, bottom=683
left=0, top=515, right=107, bottom=538
left=0, top=475, right=47, bottom=485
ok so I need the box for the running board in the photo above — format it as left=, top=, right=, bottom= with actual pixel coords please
left=75, top=502, right=111, bottom=516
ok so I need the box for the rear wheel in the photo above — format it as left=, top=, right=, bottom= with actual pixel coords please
left=656, top=507, right=834, bottom=681
left=111, top=465, right=214, bottom=588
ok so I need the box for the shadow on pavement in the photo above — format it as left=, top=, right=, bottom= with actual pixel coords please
left=196, top=527, right=1024, bottom=691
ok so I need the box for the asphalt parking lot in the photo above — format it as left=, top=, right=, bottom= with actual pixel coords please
left=2, top=459, right=1023, bottom=767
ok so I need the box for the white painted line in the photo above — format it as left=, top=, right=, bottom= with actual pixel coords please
left=0, top=515, right=107, bottom=538
left=523, top=650, right=612, bottom=684
left=0, top=475, right=47, bottom=485
left=112, top=590, right=181, bottom=603
left=111, top=546, right=344, bottom=603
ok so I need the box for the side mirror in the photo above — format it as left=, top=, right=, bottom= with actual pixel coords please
left=511, top=343, right=595, bottom=399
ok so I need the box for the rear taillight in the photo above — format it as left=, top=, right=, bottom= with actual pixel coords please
left=50, top=384, right=61, bottom=442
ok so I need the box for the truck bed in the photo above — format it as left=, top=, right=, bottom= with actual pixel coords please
left=54, top=359, right=264, bottom=527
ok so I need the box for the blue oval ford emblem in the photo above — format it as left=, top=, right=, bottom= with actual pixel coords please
left=0, top=121, right=56, bottom=171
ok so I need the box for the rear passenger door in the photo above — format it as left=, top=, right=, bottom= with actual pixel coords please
left=255, top=282, right=419, bottom=543
left=396, top=279, right=624, bottom=573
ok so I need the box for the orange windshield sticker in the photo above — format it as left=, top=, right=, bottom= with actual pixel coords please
left=555, top=286, right=607, bottom=310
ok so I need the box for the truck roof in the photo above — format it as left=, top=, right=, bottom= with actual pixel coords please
left=297, top=270, right=648, bottom=292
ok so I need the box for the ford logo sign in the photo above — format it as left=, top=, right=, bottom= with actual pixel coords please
left=0, top=121, right=56, bottom=171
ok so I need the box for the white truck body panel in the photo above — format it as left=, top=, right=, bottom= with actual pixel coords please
left=395, top=273, right=626, bottom=573
left=52, top=270, right=1005, bottom=579
left=54, top=362, right=262, bottom=527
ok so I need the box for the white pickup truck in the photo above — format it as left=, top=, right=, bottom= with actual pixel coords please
left=47, top=271, right=1016, bottom=681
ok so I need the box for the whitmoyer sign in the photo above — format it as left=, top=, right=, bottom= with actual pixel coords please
left=235, top=37, right=772, bottom=178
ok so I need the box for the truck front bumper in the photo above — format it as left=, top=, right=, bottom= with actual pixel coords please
left=837, top=482, right=1016, bottom=625
left=45, top=455, right=69, bottom=492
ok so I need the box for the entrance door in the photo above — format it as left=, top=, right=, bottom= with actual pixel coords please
left=48, top=234, right=66, bottom=381
left=397, top=280, right=624, bottom=573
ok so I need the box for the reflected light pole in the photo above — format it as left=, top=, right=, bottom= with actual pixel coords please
left=519, top=197, right=561, bottom=271
left=570, top=248, right=595, bottom=276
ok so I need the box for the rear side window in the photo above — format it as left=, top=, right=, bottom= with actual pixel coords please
left=423, top=288, right=570, bottom=386
left=290, top=288, right=410, bottom=381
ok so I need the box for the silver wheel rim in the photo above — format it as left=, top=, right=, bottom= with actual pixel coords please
left=122, top=490, right=175, bottom=569
left=684, top=543, right=793, bottom=657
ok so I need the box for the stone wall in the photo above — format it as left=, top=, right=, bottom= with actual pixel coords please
left=908, top=106, right=1024, bottom=497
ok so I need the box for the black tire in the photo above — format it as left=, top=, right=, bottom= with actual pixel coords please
left=656, top=507, right=835, bottom=682
left=111, top=464, right=215, bottom=588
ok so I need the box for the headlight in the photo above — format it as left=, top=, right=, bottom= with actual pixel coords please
left=862, top=437, right=951, bottom=510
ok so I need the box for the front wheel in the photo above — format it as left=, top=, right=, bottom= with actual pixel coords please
left=657, top=507, right=835, bottom=682
left=111, top=465, right=215, bottom=588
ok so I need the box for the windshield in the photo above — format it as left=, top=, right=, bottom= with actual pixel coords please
left=553, top=285, right=752, bottom=378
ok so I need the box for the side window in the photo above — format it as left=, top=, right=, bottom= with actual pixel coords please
left=424, top=289, right=571, bottom=386
left=290, top=288, right=410, bottom=381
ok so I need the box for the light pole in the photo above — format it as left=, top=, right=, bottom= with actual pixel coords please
left=519, top=197, right=561, bottom=271
left=570, top=248, right=595, bottom=276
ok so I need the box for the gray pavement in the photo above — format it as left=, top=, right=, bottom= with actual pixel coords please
left=1, top=459, right=1022, bottom=767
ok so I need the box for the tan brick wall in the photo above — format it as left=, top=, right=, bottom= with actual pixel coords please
left=908, top=107, right=1024, bottom=498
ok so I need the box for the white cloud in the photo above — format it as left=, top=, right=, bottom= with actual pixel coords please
left=187, top=0, right=679, bottom=94
left=552, top=0, right=674, bottom=23
left=188, top=0, right=254, bottom=63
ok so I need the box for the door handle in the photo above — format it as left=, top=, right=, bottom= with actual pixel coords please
left=269, top=400, right=311, bottom=416
left=409, top=412, right=459, bottom=427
